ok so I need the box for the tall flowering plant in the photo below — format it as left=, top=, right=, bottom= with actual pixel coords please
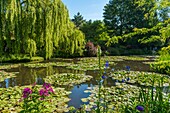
left=20, top=82, right=54, bottom=112
left=95, top=46, right=111, bottom=113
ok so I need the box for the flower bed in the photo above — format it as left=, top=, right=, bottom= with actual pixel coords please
left=0, top=83, right=71, bottom=113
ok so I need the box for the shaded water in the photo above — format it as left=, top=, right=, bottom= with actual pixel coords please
left=0, top=58, right=154, bottom=108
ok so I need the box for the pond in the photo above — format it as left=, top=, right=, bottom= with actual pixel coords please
left=0, top=56, right=156, bottom=109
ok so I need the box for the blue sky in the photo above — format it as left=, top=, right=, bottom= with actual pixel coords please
left=62, top=0, right=110, bottom=20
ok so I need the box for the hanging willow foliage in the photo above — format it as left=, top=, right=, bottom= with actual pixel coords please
left=26, top=38, right=37, bottom=58
left=0, top=0, right=85, bottom=59
left=0, top=1, right=3, bottom=55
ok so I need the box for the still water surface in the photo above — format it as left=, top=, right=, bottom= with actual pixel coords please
left=0, top=58, right=153, bottom=108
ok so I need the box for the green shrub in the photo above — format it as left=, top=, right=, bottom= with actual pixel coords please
left=158, top=54, right=170, bottom=61
left=159, top=45, right=170, bottom=55
left=151, top=45, right=170, bottom=75
left=151, top=60, right=170, bottom=75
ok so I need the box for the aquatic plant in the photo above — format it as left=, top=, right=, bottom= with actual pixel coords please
left=81, top=82, right=140, bottom=112
left=24, top=63, right=55, bottom=68
left=120, top=56, right=150, bottom=61
left=20, top=82, right=56, bottom=112
left=0, top=55, right=169, bottom=112
left=0, top=70, right=17, bottom=82
left=79, top=51, right=170, bottom=112
left=0, top=83, right=71, bottom=112
left=44, top=73, right=93, bottom=86
left=122, top=76, right=170, bottom=113
left=24, top=62, right=72, bottom=68
left=110, top=70, right=170, bottom=87
left=66, top=62, right=105, bottom=71
left=0, top=64, right=21, bottom=69
left=76, top=57, right=116, bottom=71
left=80, top=46, right=116, bottom=112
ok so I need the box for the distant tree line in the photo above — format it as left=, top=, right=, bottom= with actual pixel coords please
left=0, top=0, right=169, bottom=60
left=72, top=0, right=170, bottom=56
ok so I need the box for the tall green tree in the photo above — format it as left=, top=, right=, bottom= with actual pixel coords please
left=115, top=18, right=170, bottom=50
left=80, top=20, right=109, bottom=51
left=139, top=0, right=170, bottom=22
left=0, top=0, right=85, bottom=59
left=103, top=0, right=158, bottom=36
left=80, top=20, right=108, bottom=43
left=72, top=12, right=85, bottom=28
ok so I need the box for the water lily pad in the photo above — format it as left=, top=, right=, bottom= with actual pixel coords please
left=110, top=70, right=170, bottom=87
left=80, top=84, right=140, bottom=112
left=24, top=62, right=72, bottom=68
left=0, top=71, right=17, bottom=82
left=44, top=73, right=93, bottom=86
left=81, top=98, right=89, bottom=102
left=24, top=62, right=53, bottom=68
left=0, top=85, right=71, bottom=112
left=0, top=64, right=21, bottom=69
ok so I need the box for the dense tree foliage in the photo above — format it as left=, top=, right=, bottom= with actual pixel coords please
left=79, top=20, right=111, bottom=52
left=125, top=18, right=170, bottom=48
left=0, top=0, right=169, bottom=60
left=102, top=0, right=170, bottom=55
left=0, top=0, right=85, bottom=59
left=106, top=18, right=170, bottom=51
left=103, top=0, right=159, bottom=36
left=80, top=20, right=109, bottom=44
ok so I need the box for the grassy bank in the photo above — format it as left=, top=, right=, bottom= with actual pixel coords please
left=0, top=54, right=44, bottom=63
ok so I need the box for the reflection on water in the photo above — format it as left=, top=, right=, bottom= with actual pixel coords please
left=0, top=59, right=154, bottom=108
left=68, top=84, right=92, bottom=108
left=5, top=78, right=9, bottom=88
left=0, top=65, right=84, bottom=88
left=114, top=60, right=152, bottom=72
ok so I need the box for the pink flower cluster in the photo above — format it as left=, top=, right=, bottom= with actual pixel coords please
left=39, top=83, right=54, bottom=97
left=22, top=83, right=54, bottom=100
left=22, top=87, right=32, bottom=98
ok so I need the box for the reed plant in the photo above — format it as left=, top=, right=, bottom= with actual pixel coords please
left=123, top=76, right=170, bottom=113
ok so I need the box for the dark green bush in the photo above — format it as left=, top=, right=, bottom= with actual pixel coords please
left=0, top=54, right=44, bottom=63
left=107, top=47, right=121, bottom=55
left=107, top=47, right=149, bottom=56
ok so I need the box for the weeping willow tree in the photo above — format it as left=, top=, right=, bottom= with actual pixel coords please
left=0, top=1, right=3, bottom=56
left=0, top=0, right=85, bottom=59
